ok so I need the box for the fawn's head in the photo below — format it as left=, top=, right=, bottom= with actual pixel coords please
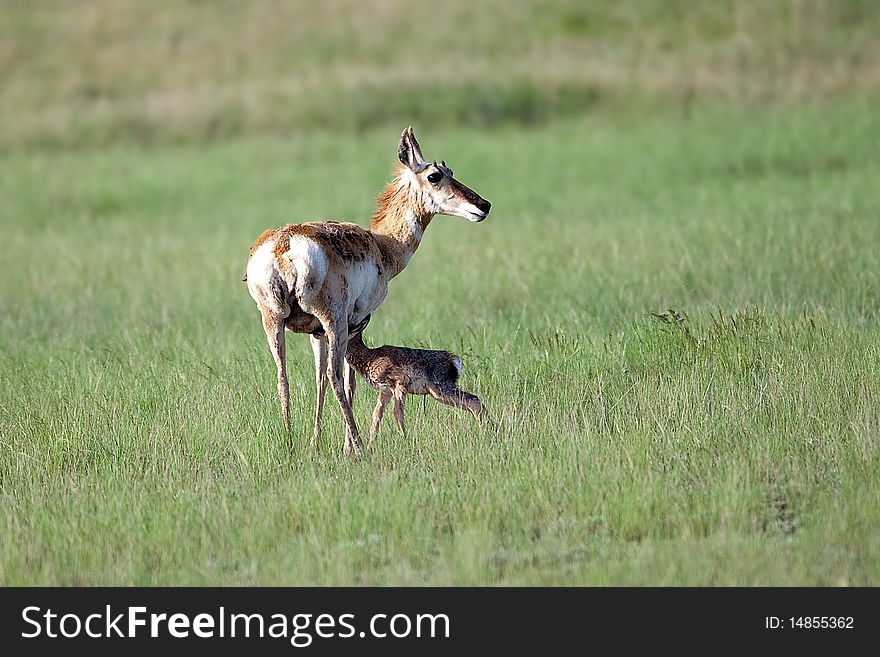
left=397, top=127, right=491, bottom=222
left=346, top=314, right=371, bottom=346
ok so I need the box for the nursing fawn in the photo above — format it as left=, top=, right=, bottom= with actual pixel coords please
left=345, top=316, right=488, bottom=447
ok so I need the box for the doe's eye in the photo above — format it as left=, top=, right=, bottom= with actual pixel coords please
left=427, top=171, right=442, bottom=184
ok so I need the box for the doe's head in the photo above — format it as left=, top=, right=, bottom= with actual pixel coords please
left=397, top=127, right=491, bottom=222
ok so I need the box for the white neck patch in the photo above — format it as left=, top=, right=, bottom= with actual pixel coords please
left=404, top=209, right=423, bottom=242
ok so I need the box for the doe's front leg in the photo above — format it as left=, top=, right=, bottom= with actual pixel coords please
left=344, top=360, right=357, bottom=408
left=323, top=320, right=363, bottom=456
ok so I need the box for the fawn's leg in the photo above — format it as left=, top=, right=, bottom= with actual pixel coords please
left=309, top=334, right=329, bottom=447
left=428, top=384, right=488, bottom=422
left=368, top=389, right=392, bottom=449
left=392, top=386, right=407, bottom=437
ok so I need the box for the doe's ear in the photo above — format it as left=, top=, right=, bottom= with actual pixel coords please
left=397, top=126, right=425, bottom=171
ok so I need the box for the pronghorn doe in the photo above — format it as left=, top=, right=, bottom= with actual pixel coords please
left=345, top=316, right=487, bottom=447
left=245, top=127, right=491, bottom=455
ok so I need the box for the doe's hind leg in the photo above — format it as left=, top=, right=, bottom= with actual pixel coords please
left=310, top=334, right=329, bottom=446
left=261, top=312, right=290, bottom=432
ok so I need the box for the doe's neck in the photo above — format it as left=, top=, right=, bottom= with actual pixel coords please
left=370, top=168, right=435, bottom=278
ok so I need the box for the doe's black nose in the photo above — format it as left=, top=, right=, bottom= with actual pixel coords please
left=477, top=199, right=491, bottom=213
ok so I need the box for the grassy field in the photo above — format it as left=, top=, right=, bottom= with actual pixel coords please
left=1, top=1, right=879, bottom=585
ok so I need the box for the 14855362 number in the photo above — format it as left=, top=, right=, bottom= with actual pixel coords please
left=790, top=617, right=854, bottom=629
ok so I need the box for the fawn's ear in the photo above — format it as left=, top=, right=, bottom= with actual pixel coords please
left=349, top=314, right=371, bottom=336
left=398, top=127, right=426, bottom=171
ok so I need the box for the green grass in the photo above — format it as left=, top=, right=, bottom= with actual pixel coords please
left=2, top=100, right=879, bottom=584
left=2, top=0, right=879, bottom=585
left=2, top=0, right=879, bottom=148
